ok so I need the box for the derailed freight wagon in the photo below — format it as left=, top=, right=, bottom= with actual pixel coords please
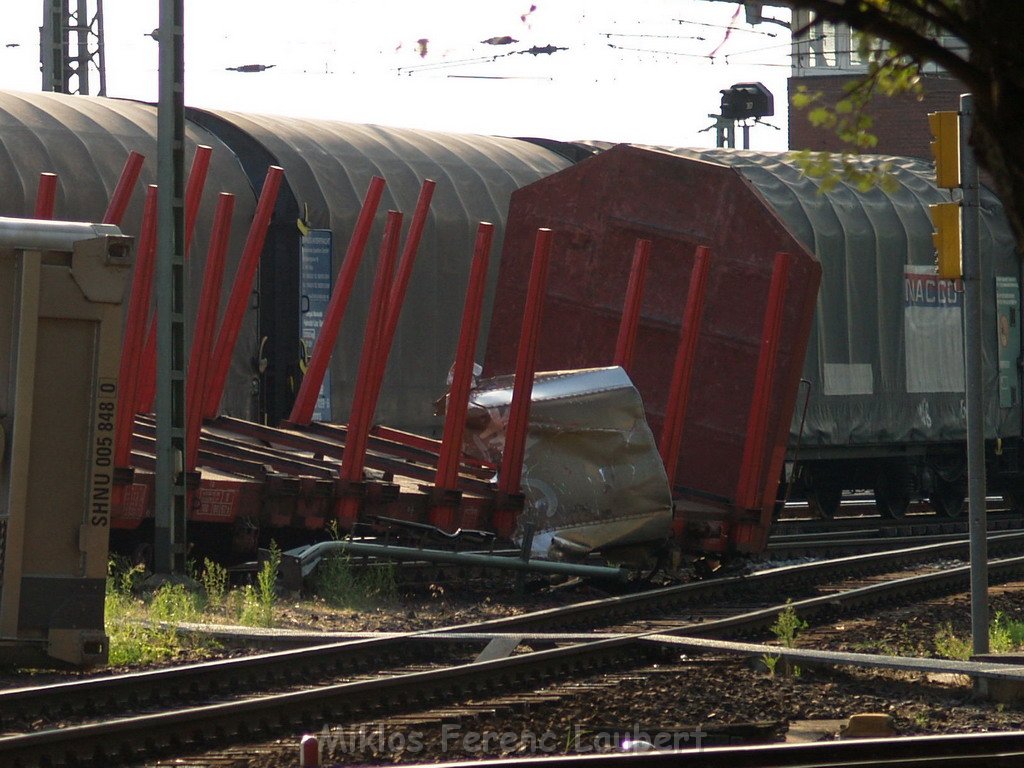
left=486, top=143, right=1022, bottom=541
left=485, top=144, right=823, bottom=557
left=662, top=147, right=1020, bottom=520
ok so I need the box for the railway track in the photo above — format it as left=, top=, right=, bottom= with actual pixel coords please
left=767, top=505, right=1024, bottom=558
left=4, top=533, right=1024, bottom=765
left=3, top=531, right=1021, bottom=727
left=382, top=731, right=1024, bottom=768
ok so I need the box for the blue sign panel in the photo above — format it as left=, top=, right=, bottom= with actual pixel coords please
left=300, top=229, right=333, bottom=421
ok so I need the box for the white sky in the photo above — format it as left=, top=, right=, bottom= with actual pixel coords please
left=0, top=1, right=793, bottom=150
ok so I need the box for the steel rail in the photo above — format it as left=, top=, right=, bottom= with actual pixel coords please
left=7, top=550, right=1024, bottom=765
left=394, top=731, right=1024, bottom=768
left=0, top=636, right=654, bottom=767
left=3, top=532, right=1024, bottom=726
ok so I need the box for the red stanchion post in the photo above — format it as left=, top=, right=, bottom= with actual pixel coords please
left=33, top=173, right=58, bottom=219
left=658, top=245, right=711, bottom=487
left=289, top=176, right=387, bottom=425
left=102, top=151, right=145, bottom=225
left=735, top=251, right=792, bottom=510
left=113, top=185, right=159, bottom=469
left=184, top=145, right=213, bottom=255
left=494, top=228, right=553, bottom=537
left=134, top=146, right=215, bottom=412
left=613, top=238, right=652, bottom=373
left=368, top=179, right=436, bottom=401
left=430, top=222, right=494, bottom=531
left=340, top=211, right=403, bottom=483
left=335, top=211, right=403, bottom=527
left=299, top=735, right=320, bottom=767
left=201, top=165, right=284, bottom=418
left=185, top=193, right=235, bottom=472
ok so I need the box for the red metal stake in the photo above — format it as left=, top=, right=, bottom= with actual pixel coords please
left=289, top=176, right=387, bottom=425
left=430, top=222, right=494, bottom=530
left=33, top=173, right=58, bottom=219
left=613, top=238, right=651, bottom=373
left=369, top=179, right=436, bottom=401
left=202, top=165, right=284, bottom=418
left=658, top=245, right=711, bottom=487
left=185, top=193, right=235, bottom=472
left=735, top=251, right=792, bottom=510
left=335, top=211, right=403, bottom=527
left=340, top=211, right=403, bottom=483
left=494, top=228, right=553, bottom=537
left=184, top=145, right=213, bottom=254
left=102, top=151, right=145, bottom=225
left=133, top=147, right=220, bottom=413
left=114, top=185, right=159, bottom=470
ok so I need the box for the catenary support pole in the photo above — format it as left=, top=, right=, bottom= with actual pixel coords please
left=961, top=93, right=988, bottom=656
left=155, top=0, right=186, bottom=574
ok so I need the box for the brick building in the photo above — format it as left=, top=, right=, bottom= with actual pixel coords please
left=759, top=5, right=969, bottom=159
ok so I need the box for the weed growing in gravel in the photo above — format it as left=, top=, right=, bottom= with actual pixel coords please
left=771, top=601, right=808, bottom=647
left=201, top=558, right=229, bottom=609
left=765, top=600, right=809, bottom=677
left=312, top=554, right=398, bottom=610
left=990, top=611, right=1024, bottom=652
left=238, top=542, right=281, bottom=627
left=149, top=583, right=202, bottom=623
left=105, top=559, right=194, bottom=666
left=934, top=612, right=1024, bottom=660
left=310, top=522, right=398, bottom=610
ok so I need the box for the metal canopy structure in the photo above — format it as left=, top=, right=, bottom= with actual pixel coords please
left=40, top=0, right=107, bottom=96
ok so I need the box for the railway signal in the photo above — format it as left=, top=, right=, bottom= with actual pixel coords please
left=928, top=110, right=965, bottom=280
left=930, top=201, right=962, bottom=279
left=928, top=110, right=961, bottom=189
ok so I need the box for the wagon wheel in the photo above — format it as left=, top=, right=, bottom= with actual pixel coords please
left=929, top=477, right=966, bottom=518
left=874, top=470, right=910, bottom=519
left=806, top=480, right=843, bottom=519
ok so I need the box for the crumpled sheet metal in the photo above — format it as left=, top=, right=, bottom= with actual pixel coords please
left=464, top=366, right=673, bottom=557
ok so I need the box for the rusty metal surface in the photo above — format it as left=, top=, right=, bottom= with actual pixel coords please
left=465, top=366, right=672, bottom=556
left=484, top=145, right=821, bottom=547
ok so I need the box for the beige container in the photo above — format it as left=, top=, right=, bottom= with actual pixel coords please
left=0, top=218, right=131, bottom=665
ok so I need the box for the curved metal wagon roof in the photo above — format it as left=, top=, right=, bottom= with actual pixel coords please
left=0, top=89, right=260, bottom=417
left=188, top=108, right=572, bottom=431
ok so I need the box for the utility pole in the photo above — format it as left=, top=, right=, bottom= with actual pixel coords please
left=40, top=0, right=107, bottom=95
left=959, top=93, right=987, bottom=658
left=155, top=0, right=187, bottom=575
left=928, top=97, right=987, bottom=658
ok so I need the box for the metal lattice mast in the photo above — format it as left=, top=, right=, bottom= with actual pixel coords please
left=40, top=0, right=106, bottom=95
left=155, top=0, right=187, bottom=575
